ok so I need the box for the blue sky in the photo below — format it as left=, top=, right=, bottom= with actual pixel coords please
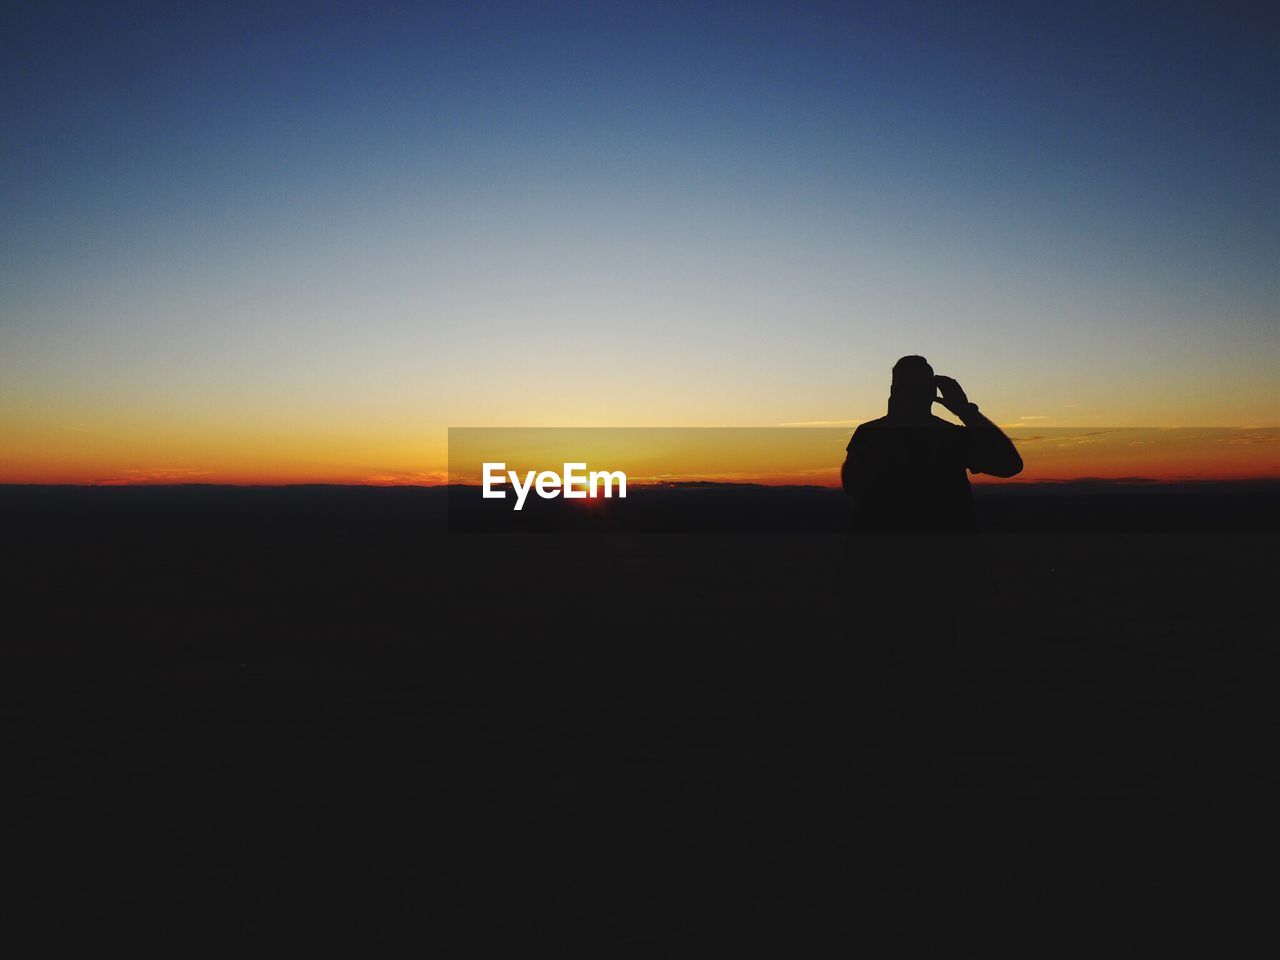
left=2, top=1, right=1277, bottom=479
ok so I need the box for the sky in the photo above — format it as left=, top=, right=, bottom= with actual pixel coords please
left=2, top=1, right=1277, bottom=483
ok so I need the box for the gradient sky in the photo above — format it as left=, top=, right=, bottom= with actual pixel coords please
left=2, top=1, right=1277, bottom=483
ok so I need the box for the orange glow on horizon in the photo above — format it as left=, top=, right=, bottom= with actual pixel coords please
left=3, top=426, right=1276, bottom=486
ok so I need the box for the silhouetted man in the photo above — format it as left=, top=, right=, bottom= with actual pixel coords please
left=842, top=356, right=1023, bottom=531
left=837, top=355, right=1022, bottom=790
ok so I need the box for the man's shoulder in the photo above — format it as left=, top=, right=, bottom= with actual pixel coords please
left=854, top=416, right=890, bottom=432
left=847, top=417, right=888, bottom=451
left=852, top=415, right=958, bottom=436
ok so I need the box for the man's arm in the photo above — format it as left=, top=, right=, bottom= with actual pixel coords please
left=935, top=376, right=1024, bottom=478
left=840, top=428, right=874, bottom=497
left=840, top=433, right=859, bottom=496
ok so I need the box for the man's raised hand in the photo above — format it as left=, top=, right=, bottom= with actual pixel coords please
left=933, top=375, right=971, bottom=416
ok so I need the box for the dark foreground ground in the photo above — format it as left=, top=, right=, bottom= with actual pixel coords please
left=2, top=483, right=1278, bottom=954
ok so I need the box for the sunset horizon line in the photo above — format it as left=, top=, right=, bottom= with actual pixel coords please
left=6, top=474, right=1279, bottom=489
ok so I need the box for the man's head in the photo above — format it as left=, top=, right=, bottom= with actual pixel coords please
left=891, top=355, right=936, bottom=407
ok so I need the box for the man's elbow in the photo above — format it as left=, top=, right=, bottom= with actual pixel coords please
left=990, top=452, right=1024, bottom=479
